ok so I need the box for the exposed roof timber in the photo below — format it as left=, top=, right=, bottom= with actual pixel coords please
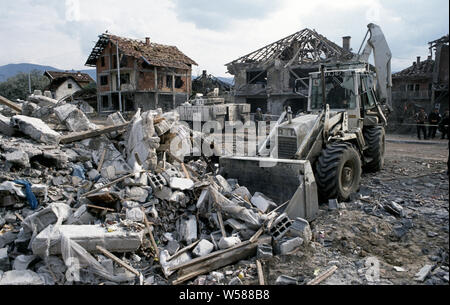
left=226, top=28, right=352, bottom=66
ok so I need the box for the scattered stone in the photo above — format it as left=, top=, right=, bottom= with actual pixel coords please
left=4, top=150, right=30, bottom=167
left=192, top=239, right=214, bottom=257
left=288, top=217, right=312, bottom=244
left=275, top=275, right=298, bottom=285
left=12, top=255, right=37, bottom=271
left=178, top=214, right=197, bottom=245
left=218, top=236, right=241, bottom=250
left=169, top=177, right=194, bottom=191
left=0, top=270, right=45, bottom=285
left=11, top=115, right=60, bottom=145
left=257, top=243, right=273, bottom=260
left=414, top=264, right=433, bottom=282
left=251, top=192, right=277, bottom=213
left=393, top=266, right=406, bottom=272
left=0, top=248, right=10, bottom=271
left=279, top=237, right=303, bottom=255
left=166, top=240, right=180, bottom=256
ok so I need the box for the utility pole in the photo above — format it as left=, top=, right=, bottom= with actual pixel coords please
left=116, top=42, right=122, bottom=112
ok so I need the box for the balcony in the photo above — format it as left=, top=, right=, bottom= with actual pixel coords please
left=392, top=90, right=431, bottom=100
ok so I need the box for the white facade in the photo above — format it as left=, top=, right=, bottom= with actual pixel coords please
left=53, top=78, right=82, bottom=100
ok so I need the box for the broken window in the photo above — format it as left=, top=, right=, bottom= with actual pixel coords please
left=101, top=57, right=105, bottom=67
left=120, top=55, right=128, bottom=68
left=112, top=55, right=117, bottom=69
left=120, top=73, right=130, bottom=85
left=166, top=75, right=173, bottom=88
left=101, top=95, right=109, bottom=109
left=100, top=75, right=108, bottom=86
left=68, top=83, right=72, bottom=89
left=175, top=76, right=184, bottom=88
left=246, top=70, right=267, bottom=85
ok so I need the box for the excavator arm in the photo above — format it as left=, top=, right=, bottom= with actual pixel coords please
left=358, top=23, right=393, bottom=111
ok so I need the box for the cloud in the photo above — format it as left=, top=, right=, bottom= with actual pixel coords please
left=170, top=0, right=279, bottom=30
left=0, top=0, right=448, bottom=76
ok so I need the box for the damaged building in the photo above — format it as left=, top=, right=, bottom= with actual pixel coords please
left=391, top=34, right=449, bottom=125
left=192, top=70, right=232, bottom=97
left=225, top=28, right=353, bottom=115
left=85, top=34, right=197, bottom=114
left=44, top=71, right=95, bottom=100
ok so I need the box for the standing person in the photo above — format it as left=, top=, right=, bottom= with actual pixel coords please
left=254, top=108, right=263, bottom=137
left=439, top=110, right=449, bottom=139
left=415, top=108, right=428, bottom=140
left=428, top=108, right=441, bottom=139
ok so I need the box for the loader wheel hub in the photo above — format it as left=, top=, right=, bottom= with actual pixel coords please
left=341, top=163, right=354, bottom=189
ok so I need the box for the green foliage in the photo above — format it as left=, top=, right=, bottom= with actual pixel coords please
left=0, top=70, right=49, bottom=100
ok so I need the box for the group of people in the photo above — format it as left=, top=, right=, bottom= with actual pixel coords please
left=415, top=108, right=449, bottom=140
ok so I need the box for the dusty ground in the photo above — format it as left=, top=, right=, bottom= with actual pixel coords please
left=207, top=135, right=449, bottom=285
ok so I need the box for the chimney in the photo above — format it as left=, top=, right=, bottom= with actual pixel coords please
left=342, top=36, right=351, bottom=51
left=416, top=56, right=421, bottom=65
left=145, top=37, right=150, bottom=45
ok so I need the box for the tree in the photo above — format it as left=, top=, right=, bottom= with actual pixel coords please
left=0, top=70, right=49, bottom=101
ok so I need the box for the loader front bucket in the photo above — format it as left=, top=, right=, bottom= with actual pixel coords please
left=219, top=156, right=319, bottom=221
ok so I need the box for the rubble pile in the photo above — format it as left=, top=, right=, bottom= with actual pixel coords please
left=0, top=95, right=311, bottom=285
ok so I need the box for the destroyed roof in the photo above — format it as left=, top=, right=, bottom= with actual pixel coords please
left=85, top=33, right=198, bottom=69
left=226, top=28, right=354, bottom=66
left=392, top=59, right=435, bottom=79
left=44, top=71, right=94, bottom=84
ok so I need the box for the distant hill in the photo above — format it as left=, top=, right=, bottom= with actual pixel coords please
left=0, top=63, right=96, bottom=82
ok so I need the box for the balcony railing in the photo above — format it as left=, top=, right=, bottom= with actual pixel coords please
left=392, top=90, right=431, bottom=100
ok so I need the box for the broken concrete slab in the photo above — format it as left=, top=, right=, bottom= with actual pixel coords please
left=32, top=224, right=144, bottom=256
left=0, top=270, right=45, bottom=285
left=22, top=202, right=72, bottom=235
left=279, top=237, right=303, bottom=255
left=126, top=187, right=149, bottom=203
left=159, top=249, right=192, bottom=278
left=288, top=217, right=312, bottom=244
left=215, top=175, right=232, bottom=193
left=12, top=255, right=37, bottom=271
left=169, top=177, right=194, bottom=191
left=66, top=205, right=96, bottom=225
left=178, top=214, right=197, bottom=245
left=0, top=113, right=16, bottom=136
left=0, top=248, right=10, bottom=271
left=218, top=236, right=241, bottom=250
left=192, top=239, right=214, bottom=257
left=232, top=186, right=252, bottom=201
left=53, top=104, right=96, bottom=132
left=11, top=115, right=60, bottom=145
left=275, top=275, right=298, bottom=285
left=257, top=243, right=273, bottom=260
left=415, top=264, right=433, bottom=282
left=4, top=150, right=30, bottom=168
left=251, top=192, right=277, bottom=213
left=28, top=94, right=58, bottom=107
left=126, top=207, right=145, bottom=222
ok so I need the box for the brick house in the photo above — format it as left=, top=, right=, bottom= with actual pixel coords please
left=85, top=33, right=197, bottom=114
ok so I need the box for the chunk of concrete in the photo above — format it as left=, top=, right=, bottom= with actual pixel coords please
left=159, top=250, right=191, bottom=277
left=218, top=236, right=241, bottom=250
left=126, top=187, right=149, bottom=203
left=415, top=264, right=433, bottom=282
left=0, top=114, right=16, bottom=136
left=192, top=239, right=214, bottom=257
left=275, top=275, right=298, bottom=285
left=11, top=115, right=60, bottom=145
left=0, top=270, right=45, bottom=285
left=178, top=214, right=197, bottom=245
left=126, top=207, right=145, bottom=222
left=0, top=248, right=10, bottom=271
left=279, top=237, right=303, bottom=255
left=13, top=255, right=37, bottom=271
left=22, top=202, right=72, bottom=235
left=28, top=94, right=57, bottom=107
left=215, top=175, right=232, bottom=193
left=66, top=205, right=96, bottom=225
left=251, top=192, right=277, bottom=213
left=31, top=184, right=48, bottom=201
left=166, top=240, right=180, bottom=256
left=4, top=150, right=30, bottom=167
left=328, top=199, right=338, bottom=210
left=232, top=186, right=252, bottom=201
left=257, top=243, right=273, bottom=260
left=196, top=188, right=209, bottom=211
left=32, top=225, right=144, bottom=256
left=64, top=107, right=96, bottom=132
left=169, top=177, right=194, bottom=191
left=288, top=217, right=312, bottom=244
left=154, top=186, right=173, bottom=201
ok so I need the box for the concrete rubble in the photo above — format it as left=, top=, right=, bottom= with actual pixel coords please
left=0, top=92, right=448, bottom=286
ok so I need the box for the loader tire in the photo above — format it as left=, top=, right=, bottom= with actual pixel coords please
left=315, top=143, right=362, bottom=202
left=363, top=126, right=385, bottom=172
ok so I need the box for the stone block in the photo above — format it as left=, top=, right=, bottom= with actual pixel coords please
left=192, top=239, right=214, bottom=257
left=11, top=115, right=60, bottom=145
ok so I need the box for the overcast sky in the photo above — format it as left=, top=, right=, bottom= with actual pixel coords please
left=0, top=0, right=448, bottom=76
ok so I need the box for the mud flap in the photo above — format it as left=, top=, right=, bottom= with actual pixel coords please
left=219, top=156, right=319, bottom=221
